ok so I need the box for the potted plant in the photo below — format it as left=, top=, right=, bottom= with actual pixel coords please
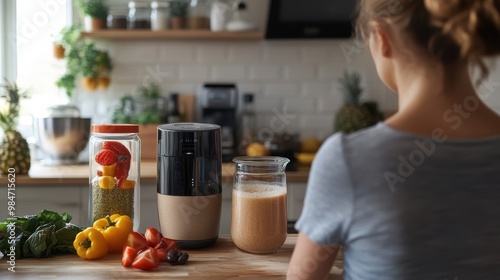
left=77, top=0, right=109, bottom=31
left=111, top=82, right=165, bottom=161
left=96, top=51, right=112, bottom=89
left=55, top=25, right=114, bottom=96
left=170, top=0, right=190, bottom=29
left=52, top=25, right=80, bottom=59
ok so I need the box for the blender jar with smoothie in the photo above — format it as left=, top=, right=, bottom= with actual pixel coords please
left=231, top=156, right=290, bottom=254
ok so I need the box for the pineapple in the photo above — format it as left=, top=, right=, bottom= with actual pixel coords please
left=0, top=79, right=31, bottom=174
left=334, top=71, right=384, bottom=133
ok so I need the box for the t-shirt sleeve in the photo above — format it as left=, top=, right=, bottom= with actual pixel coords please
left=295, top=133, right=354, bottom=245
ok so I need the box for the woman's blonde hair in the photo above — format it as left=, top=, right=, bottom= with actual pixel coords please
left=357, top=0, right=500, bottom=80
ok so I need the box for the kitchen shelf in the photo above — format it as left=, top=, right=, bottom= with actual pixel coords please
left=80, top=30, right=264, bottom=40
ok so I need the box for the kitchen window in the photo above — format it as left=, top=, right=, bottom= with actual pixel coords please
left=0, top=0, right=71, bottom=137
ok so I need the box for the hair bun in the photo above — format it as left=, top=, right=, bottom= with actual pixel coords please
left=424, top=0, right=500, bottom=60
left=424, top=0, right=462, bottom=20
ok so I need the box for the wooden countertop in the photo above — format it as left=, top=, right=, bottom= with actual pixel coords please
left=0, top=161, right=309, bottom=186
left=4, top=235, right=343, bottom=279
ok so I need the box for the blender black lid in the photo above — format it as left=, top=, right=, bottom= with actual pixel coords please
left=157, top=123, right=221, bottom=157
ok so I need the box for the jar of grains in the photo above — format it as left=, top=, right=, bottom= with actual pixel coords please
left=89, top=124, right=141, bottom=231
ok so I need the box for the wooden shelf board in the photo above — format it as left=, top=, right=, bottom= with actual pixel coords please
left=80, top=30, right=264, bottom=40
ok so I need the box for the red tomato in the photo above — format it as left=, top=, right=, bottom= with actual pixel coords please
left=132, top=247, right=160, bottom=270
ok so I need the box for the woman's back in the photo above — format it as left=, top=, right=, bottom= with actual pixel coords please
left=297, top=123, right=500, bottom=279
left=288, top=1, right=500, bottom=279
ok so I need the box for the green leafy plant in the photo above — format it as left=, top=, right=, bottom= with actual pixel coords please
left=55, top=25, right=113, bottom=97
left=0, top=209, right=84, bottom=258
left=170, top=0, right=190, bottom=17
left=111, top=83, right=163, bottom=125
left=77, top=0, right=109, bottom=18
left=55, top=73, right=76, bottom=97
left=59, top=24, right=81, bottom=47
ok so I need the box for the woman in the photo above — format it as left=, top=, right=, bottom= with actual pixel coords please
left=288, top=0, right=500, bottom=279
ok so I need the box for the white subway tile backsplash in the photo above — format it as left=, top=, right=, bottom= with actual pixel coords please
left=299, top=114, right=334, bottom=132
left=114, top=42, right=160, bottom=63
left=236, top=83, right=263, bottom=96
left=264, top=83, right=300, bottom=96
left=112, top=64, right=177, bottom=84
left=254, top=95, right=282, bottom=113
left=284, top=64, right=316, bottom=80
left=197, top=44, right=229, bottom=63
left=302, top=82, right=333, bottom=97
left=163, top=83, right=197, bottom=94
left=179, top=65, right=210, bottom=81
left=160, top=43, right=196, bottom=62
left=249, top=64, right=282, bottom=81
left=212, top=65, right=247, bottom=81
left=318, top=65, right=345, bottom=80
left=284, top=98, right=316, bottom=113
left=265, top=44, right=300, bottom=63
left=316, top=96, right=343, bottom=114
left=228, top=43, right=263, bottom=62
left=301, top=46, right=332, bottom=63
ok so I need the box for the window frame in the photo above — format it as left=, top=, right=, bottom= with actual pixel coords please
left=0, top=0, right=17, bottom=81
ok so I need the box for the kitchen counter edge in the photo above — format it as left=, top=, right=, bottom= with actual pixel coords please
left=0, top=161, right=309, bottom=186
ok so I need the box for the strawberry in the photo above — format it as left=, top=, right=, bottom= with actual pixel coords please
left=132, top=247, right=160, bottom=271
left=117, top=178, right=135, bottom=190
left=103, top=141, right=131, bottom=160
left=154, top=237, right=179, bottom=252
left=126, top=232, right=149, bottom=252
left=156, top=248, right=168, bottom=262
left=121, top=246, right=137, bottom=268
left=103, top=141, right=131, bottom=179
left=145, top=227, right=163, bottom=248
left=95, top=149, right=118, bottom=166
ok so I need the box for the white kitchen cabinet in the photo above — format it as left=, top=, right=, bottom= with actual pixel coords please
left=287, top=183, right=307, bottom=222
left=140, top=184, right=160, bottom=233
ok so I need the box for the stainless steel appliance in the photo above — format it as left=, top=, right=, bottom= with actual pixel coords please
left=197, top=83, right=238, bottom=162
left=34, top=117, right=91, bottom=165
left=157, top=123, right=222, bottom=249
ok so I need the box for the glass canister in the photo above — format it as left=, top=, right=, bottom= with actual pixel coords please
left=128, top=1, right=151, bottom=29
left=151, top=1, right=170, bottom=30
left=189, top=0, right=210, bottom=29
left=231, top=156, right=290, bottom=254
left=89, top=124, right=141, bottom=231
left=107, top=8, right=128, bottom=29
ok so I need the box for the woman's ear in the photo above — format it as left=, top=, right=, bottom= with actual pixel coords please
left=369, top=21, right=392, bottom=58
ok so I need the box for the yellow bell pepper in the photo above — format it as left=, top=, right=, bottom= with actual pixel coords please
left=73, top=227, right=108, bottom=260
left=93, top=214, right=133, bottom=253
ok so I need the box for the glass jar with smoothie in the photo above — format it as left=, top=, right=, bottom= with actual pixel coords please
left=231, top=156, right=290, bottom=254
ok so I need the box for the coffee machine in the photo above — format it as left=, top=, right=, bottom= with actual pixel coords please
left=197, top=83, right=238, bottom=162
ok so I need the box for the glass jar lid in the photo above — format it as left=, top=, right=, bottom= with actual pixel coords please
left=92, top=124, right=139, bottom=133
left=129, top=1, right=150, bottom=9
left=151, top=1, right=169, bottom=9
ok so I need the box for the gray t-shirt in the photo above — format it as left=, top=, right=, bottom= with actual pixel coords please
left=295, top=123, right=500, bottom=280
